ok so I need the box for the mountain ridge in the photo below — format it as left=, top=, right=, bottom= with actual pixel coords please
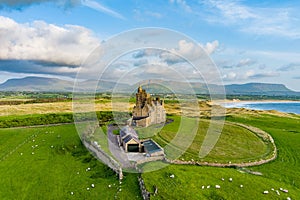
left=0, top=76, right=299, bottom=96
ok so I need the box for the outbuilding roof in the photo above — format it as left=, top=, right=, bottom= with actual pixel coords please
left=120, top=125, right=138, bottom=139
left=123, top=135, right=140, bottom=144
left=143, top=139, right=162, bottom=154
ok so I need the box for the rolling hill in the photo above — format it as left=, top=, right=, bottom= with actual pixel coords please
left=0, top=76, right=299, bottom=97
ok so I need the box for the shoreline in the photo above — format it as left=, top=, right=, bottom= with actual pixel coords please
left=213, top=100, right=300, bottom=115
left=213, top=99, right=300, bottom=105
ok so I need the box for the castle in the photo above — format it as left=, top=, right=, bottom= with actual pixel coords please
left=132, top=86, right=166, bottom=127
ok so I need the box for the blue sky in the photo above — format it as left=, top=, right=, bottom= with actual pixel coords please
left=0, top=0, right=300, bottom=91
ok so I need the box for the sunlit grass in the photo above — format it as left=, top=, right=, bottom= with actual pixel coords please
left=0, top=124, right=141, bottom=199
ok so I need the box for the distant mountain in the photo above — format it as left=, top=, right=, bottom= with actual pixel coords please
left=225, top=83, right=299, bottom=96
left=0, top=77, right=299, bottom=97
left=0, top=77, right=74, bottom=91
left=0, top=77, right=129, bottom=92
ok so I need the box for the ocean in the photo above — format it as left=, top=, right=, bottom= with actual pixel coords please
left=223, top=101, right=300, bottom=114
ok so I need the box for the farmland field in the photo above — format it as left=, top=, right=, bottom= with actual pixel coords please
left=142, top=113, right=300, bottom=199
left=0, top=100, right=299, bottom=199
left=0, top=124, right=141, bottom=199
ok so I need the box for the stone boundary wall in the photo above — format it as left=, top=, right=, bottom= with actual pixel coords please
left=135, top=155, right=165, bottom=165
left=83, top=140, right=122, bottom=178
left=138, top=176, right=150, bottom=200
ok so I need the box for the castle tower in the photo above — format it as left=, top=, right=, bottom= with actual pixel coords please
left=132, top=86, right=166, bottom=127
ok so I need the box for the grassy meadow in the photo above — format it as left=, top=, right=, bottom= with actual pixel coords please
left=142, top=113, right=300, bottom=199
left=138, top=115, right=271, bottom=164
left=0, top=96, right=299, bottom=199
left=227, top=113, right=300, bottom=188
left=0, top=124, right=141, bottom=199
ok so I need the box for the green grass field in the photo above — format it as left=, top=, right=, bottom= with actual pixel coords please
left=227, top=114, right=300, bottom=188
left=0, top=124, right=141, bottom=199
left=148, top=116, right=271, bottom=163
left=142, top=113, right=300, bottom=199
left=0, top=108, right=299, bottom=199
left=142, top=163, right=299, bottom=199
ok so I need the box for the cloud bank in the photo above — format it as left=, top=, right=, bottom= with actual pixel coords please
left=0, top=16, right=100, bottom=76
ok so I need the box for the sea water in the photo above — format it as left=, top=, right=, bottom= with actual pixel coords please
left=224, top=102, right=300, bottom=114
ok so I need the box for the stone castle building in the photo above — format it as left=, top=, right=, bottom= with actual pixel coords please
left=132, top=86, right=166, bottom=127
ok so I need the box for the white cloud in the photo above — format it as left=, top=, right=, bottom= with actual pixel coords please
left=164, top=39, right=219, bottom=61
left=207, top=0, right=257, bottom=22
left=0, top=0, right=125, bottom=20
left=236, top=58, right=256, bottom=68
left=245, top=70, right=279, bottom=79
left=175, top=40, right=202, bottom=59
left=170, top=0, right=192, bottom=13
left=0, top=16, right=100, bottom=67
left=201, top=40, right=219, bottom=55
left=212, top=54, right=256, bottom=69
left=81, top=0, right=125, bottom=20
left=277, top=63, right=300, bottom=72
left=205, top=0, right=300, bottom=38
left=222, top=72, right=237, bottom=81
left=222, top=70, right=279, bottom=82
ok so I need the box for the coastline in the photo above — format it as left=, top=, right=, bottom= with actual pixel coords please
left=213, top=99, right=300, bottom=105
left=212, top=99, right=300, bottom=115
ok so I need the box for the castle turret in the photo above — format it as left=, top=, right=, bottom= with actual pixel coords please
left=132, top=85, right=166, bottom=127
left=138, top=85, right=142, bottom=93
